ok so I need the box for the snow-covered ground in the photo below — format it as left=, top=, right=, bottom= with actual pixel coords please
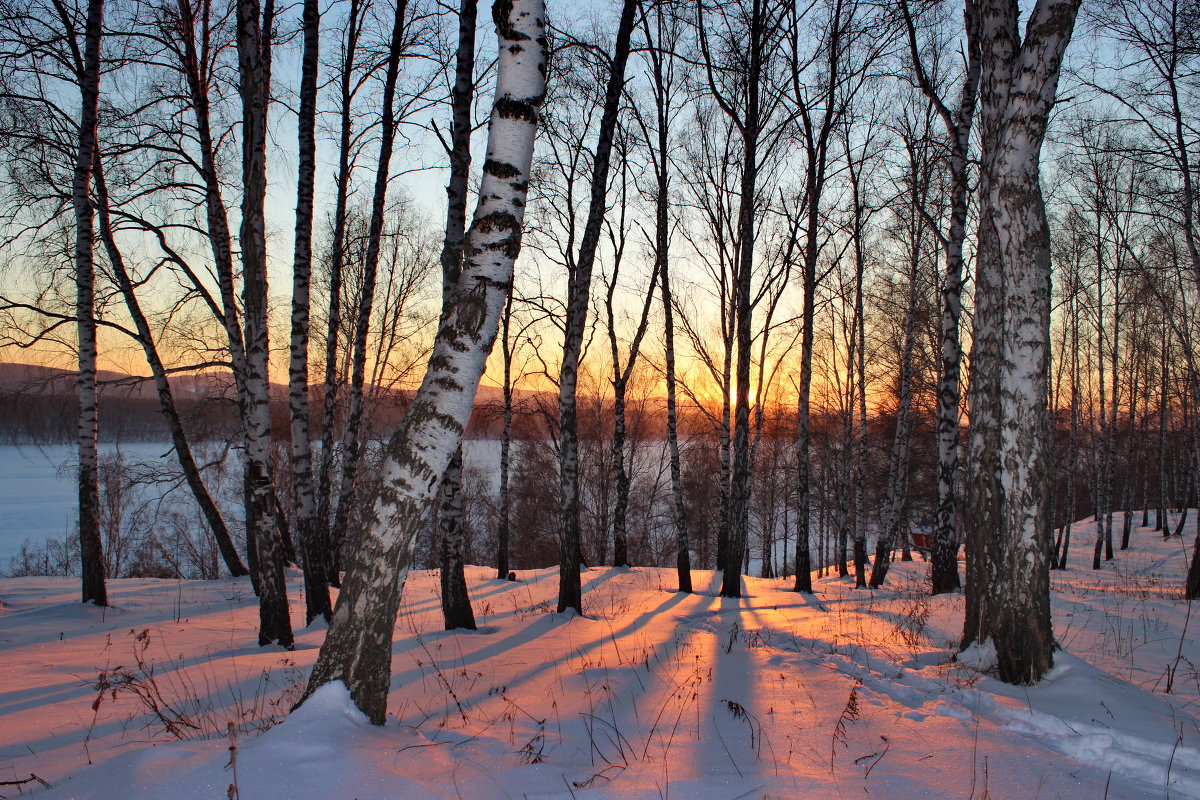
left=1, top=515, right=1198, bottom=799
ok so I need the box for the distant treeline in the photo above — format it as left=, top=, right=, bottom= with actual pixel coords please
left=0, top=381, right=584, bottom=444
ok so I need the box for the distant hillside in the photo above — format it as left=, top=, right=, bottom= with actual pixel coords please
left=0, top=363, right=560, bottom=444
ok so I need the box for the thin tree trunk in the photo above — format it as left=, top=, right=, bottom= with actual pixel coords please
left=439, top=446, right=476, bottom=629
left=316, top=0, right=365, bottom=586
left=851, top=184, right=868, bottom=590
left=298, top=1, right=545, bottom=721
left=290, top=0, right=329, bottom=625
left=1057, top=290, right=1081, bottom=570
left=497, top=291, right=513, bottom=579
left=72, top=0, right=107, bottom=607
left=436, top=0, right=479, bottom=628
left=557, top=0, right=639, bottom=614
left=605, top=166, right=654, bottom=571
left=1121, top=354, right=1138, bottom=550
left=92, top=158, right=247, bottom=578
left=899, top=0, right=978, bottom=596
left=1159, top=336, right=1170, bottom=533
left=718, top=0, right=768, bottom=600
left=717, top=353, right=732, bottom=571
left=176, top=0, right=250, bottom=402
left=870, top=164, right=923, bottom=588
left=642, top=12, right=692, bottom=591
left=237, top=0, right=292, bottom=647
left=330, top=0, right=411, bottom=563
left=659, top=205, right=691, bottom=594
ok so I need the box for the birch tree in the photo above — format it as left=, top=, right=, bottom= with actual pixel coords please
left=870, top=101, right=937, bottom=588
left=556, top=0, right=639, bottom=613
left=315, top=0, right=366, bottom=583
left=695, top=0, right=792, bottom=597
left=329, top=0, right=416, bottom=566
left=237, top=0, right=293, bottom=647
left=788, top=0, right=882, bottom=593
left=290, top=0, right=329, bottom=625
left=898, top=0, right=980, bottom=596
left=437, top=0, right=480, bottom=631
left=72, top=0, right=108, bottom=606
left=632, top=1, right=691, bottom=591
left=299, top=0, right=545, bottom=722
left=961, top=0, right=1082, bottom=684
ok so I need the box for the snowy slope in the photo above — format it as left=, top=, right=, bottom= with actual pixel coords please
left=1, top=514, right=1198, bottom=799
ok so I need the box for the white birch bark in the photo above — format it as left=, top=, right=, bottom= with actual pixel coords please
left=962, top=0, right=1081, bottom=684
left=300, top=0, right=545, bottom=722
left=72, top=0, right=107, bottom=607
left=237, top=0, right=293, bottom=647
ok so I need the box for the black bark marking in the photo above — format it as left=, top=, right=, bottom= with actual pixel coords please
left=494, top=96, right=538, bottom=123
left=484, top=158, right=521, bottom=178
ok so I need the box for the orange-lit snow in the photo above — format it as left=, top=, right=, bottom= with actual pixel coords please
left=2, top=515, right=1198, bottom=798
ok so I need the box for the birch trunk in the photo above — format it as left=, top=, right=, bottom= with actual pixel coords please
left=436, top=0, right=479, bottom=628
left=237, top=0, right=292, bottom=647
left=1159, top=336, right=1170, bottom=533
left=790, top=6, right=842, bottom=593
left=557, top=0, right=639, bottom=614
left=606, top=191, right=654, bottom=571
left=721, top=32, right=758, bottom=599
left=497, top=291, right=513, bottom=579
left=290, top=0, right=329, bottom=624
left=869, top=184, right=923, bottom=588
left=176, top=0, right=251, bottom=408
left=439, top=447, right=476, bottom=629
left=899, top=0, right=978, bottom=596
left=652, top=109, right=690, bottom=590
left=794, top=148, right=827, bottom=594
left=1056, top=292, right=1081, bottom=569
left=961, top=0, right=1080, bottom=685
left=73, top=0, right=106, bottom=607
left=851, top=177, right=868, bottom=590
left=637, top=4, right=690, bottom=593
left=299, top=0, right=544, bottom=722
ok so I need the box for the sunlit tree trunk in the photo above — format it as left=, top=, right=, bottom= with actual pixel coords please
left=299, top=0, right=545, bottom=721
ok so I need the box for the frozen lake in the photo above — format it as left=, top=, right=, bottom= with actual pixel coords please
left=0, top=440, right=504, bottom=572
left=0, top=442, right=183, bottom=568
